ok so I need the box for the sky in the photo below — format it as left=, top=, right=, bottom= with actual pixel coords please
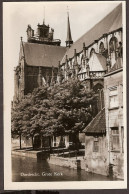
left=3, top=1, right=121, bottom=101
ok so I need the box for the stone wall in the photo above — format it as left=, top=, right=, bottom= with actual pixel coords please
left=84, top=135, right=108, bottom=176
left=47, top=155, right=81, bottom=170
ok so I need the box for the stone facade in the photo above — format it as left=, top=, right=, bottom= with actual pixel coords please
left=104, top=68, right=123, bottom=179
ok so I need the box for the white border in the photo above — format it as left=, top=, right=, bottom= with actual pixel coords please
left=3, top=1, right=127, bottom=190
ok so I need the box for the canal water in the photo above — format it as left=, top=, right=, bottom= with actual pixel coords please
left=12, top=155, right=117, bottom=182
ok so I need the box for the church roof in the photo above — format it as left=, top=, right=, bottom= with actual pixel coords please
left=78, top=53, right=106, bottom=74
left=61, top=3, right=122, bottom=63
left=83, top=108, right=106, bottom=135
left=23, top=42, right=66, bottom=67
left=88, top=53, right=107, bottom=71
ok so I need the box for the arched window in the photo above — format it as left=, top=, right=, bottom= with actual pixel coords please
left=109, top=37, right=118, bottom=53
left=99, top=42, right=105, bottom=54
left=81, top=55, right=83, bottom=64
left=93, top=83, right=103, bottom=92
left=90, top=48, right=95, bottom=57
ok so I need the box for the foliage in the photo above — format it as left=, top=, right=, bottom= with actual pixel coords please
left=11, top=78, right=98, bottom=146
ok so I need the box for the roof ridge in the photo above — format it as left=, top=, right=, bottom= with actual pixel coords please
left=70, top=3, right=122, bottom=47
left=23, top=41, right=66, bottom=49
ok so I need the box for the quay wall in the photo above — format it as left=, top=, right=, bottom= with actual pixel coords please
left=47, top=156, right=81, bottom=169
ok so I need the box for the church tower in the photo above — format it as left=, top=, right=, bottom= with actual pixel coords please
left=26, top=18, right=61, bottom=46
left=66, top=12, right=73, bottom=48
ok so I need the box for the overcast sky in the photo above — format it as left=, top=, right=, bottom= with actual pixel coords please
left=3, top=1, right=121, bottom=100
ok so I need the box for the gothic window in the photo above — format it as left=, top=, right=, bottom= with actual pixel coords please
left=118, top=42, right=123, bottom=58
left=109, top=37, right=118, bottom=58
left=99, top=42, right=105, bottom=54
left=111, top=127, right=120, bottom=151
left=77, top=55, right=81, bottom=65
left=93, top=83, right=103, bottom=92
left=69, top=60, right=72, bottom=69
left=90, top=48, right=95, bottom=57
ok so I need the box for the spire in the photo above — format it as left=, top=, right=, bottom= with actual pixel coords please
left=43, top=6, right=45, bottom=24
left=66, top=7, right=73, bottom=48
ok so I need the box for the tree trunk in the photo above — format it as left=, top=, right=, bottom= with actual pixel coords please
left=32, top=136, right=34, bottom=149
left=49, top=136, right=52, bottom=148
left=19, top=134, right=22, bottom=150
left=41, top=135, right=43, bottom=149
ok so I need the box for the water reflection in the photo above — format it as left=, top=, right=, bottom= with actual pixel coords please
left=12, top=155, right=118, bottom=182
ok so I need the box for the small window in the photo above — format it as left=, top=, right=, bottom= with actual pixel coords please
left=109, top=95, right=119, bottom=108
left=109, top=87, right=119, bottom=108
left=111, top=127, right=120, bottom=151
left=93, top=137, right=99, bottom=152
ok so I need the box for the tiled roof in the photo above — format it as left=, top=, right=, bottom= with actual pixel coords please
left=23, top=42, right=66, bottom=67
left=83, top=108, right=106, bottom=135
left=89, top=53, right=107, bottom=71
left=61, top=3, right=122, bottom=63
left=78, top=53, right=106, bottom=74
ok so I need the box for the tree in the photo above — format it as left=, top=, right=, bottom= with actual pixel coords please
left=11, top=78, right=98, bottom=149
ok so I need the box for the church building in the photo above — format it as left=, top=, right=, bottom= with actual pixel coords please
left=58, top=4, right=122, bottom=90
left=13, top=20, right=66, bottom=102
left=12, top=3, right=124, bottom=179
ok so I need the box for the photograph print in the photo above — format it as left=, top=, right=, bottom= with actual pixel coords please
left=3, top=1, right=127, bottom=190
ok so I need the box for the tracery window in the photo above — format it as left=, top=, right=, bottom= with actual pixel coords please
left=99, top=42, right=105, bottom=54
left=109, top=36, right=118, bottom=59
left=90, top=48, right=95, bottom=57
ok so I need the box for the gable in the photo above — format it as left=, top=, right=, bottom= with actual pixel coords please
left=23, top=42, right=66, bottom=68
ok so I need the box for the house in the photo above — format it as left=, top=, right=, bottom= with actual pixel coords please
left=83, top=108, right=107, bottom=176
left=104, top=57, right=123, bottom=179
